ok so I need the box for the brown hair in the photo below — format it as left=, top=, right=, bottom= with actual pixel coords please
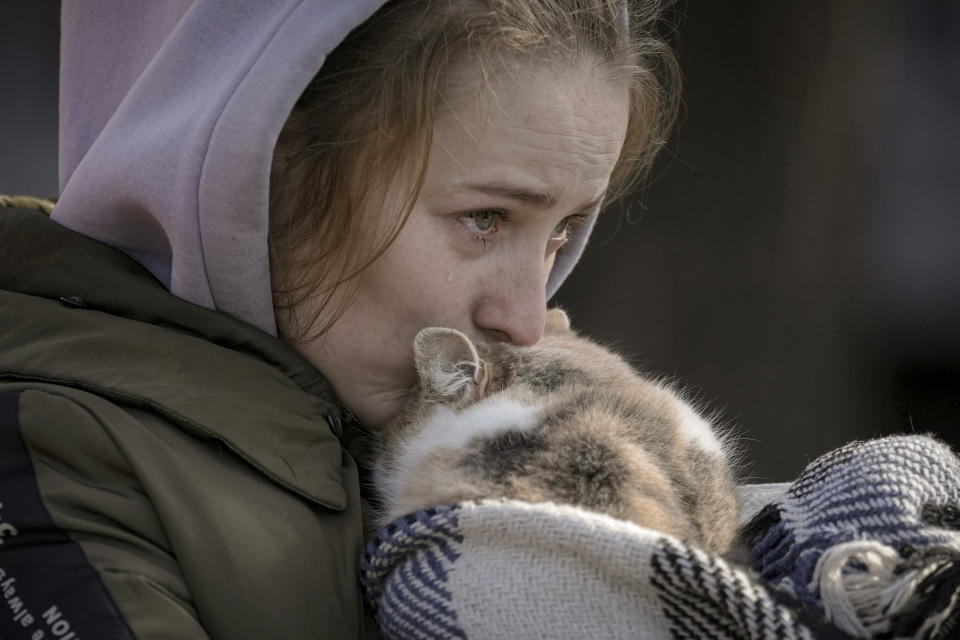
left=269, top=0, right=680, bottom=342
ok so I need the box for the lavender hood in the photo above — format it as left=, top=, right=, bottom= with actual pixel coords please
left=53, top=0, right=597, bottom=335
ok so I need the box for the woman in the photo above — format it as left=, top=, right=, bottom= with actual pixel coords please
left=0, top=0, right=678, bottom=638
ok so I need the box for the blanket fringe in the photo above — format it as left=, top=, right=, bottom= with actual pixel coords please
left=810, top=540, right=960, bottom=639
left=891, top=545, right=960, bottom=640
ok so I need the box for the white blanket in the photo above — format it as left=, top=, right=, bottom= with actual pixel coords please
left=361, top=435, right=960, bottom=639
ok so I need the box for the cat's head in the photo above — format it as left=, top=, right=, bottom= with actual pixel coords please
left=410, top=308, right=574, bottom=407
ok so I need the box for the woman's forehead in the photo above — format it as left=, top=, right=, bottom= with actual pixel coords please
left=429, top=62, right=629, bottom=200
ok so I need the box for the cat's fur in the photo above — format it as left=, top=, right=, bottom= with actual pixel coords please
left=372, top=309, right=741, bottom=553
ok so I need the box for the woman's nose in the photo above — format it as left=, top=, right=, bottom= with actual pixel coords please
left=472, top=263, right=548, bottom=346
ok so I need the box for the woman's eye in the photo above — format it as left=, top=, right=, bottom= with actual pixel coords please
left=548, top=213, right=589, bottom=252
left=552, top=214, right=586, bottom=241
left=461, top=210, right=503, bottom=238
left=471, top=210, right=498, bottom=233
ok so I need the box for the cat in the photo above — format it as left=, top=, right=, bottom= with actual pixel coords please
left=371, top=308, right=741, bottom=553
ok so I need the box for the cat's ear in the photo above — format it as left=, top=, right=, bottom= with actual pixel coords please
left=413, top=327, right=484, bottom=401
left=545, top=308, right=572, bottom=334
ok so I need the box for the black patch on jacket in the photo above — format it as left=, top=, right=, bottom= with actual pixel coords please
left=0, top=391, right=135, bottom=639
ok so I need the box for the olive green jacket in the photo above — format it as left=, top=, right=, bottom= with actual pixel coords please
left=0, top=207, right=365, bottom=639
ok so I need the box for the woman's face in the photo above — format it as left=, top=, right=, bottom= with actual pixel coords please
left=301, top=61, right=630, bottom=427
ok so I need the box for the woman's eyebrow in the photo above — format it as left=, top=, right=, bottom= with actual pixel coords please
left=459, top=182, right=557, bottom=208
left=459, top=182, right=604, bottom=213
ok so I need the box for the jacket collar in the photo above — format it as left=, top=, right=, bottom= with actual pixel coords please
left=0, top=207, right=349, bottom=508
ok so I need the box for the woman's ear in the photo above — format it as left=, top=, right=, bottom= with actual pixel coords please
left=544, top=308, right=572, bottom=334
left=413, top=327, right=483, bottom=401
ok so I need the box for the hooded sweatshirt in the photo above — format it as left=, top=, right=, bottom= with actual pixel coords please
left=14, top=3, right=601, bottom=637
left=52, top=0, right=599, bottom=337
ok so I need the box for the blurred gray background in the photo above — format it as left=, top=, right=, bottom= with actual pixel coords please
left=3, top=3, right=958, bottom=482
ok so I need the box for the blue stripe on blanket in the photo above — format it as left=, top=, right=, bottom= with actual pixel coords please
left=746, top=435, right=960, bottom=639
left=361, top=505, right=466, bottom=640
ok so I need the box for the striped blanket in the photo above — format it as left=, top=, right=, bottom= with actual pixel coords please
left=361, top=435, right=960, bottom=639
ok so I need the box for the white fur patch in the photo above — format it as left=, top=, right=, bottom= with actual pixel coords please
left=382, top=396, right=540, bottom=504
left=677, top=403, right=724, bottom=458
